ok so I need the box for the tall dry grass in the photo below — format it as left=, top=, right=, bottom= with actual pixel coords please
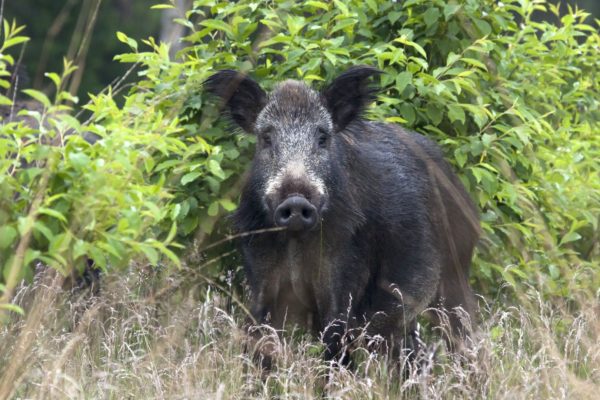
left=0, top=266, right=598, bottom=399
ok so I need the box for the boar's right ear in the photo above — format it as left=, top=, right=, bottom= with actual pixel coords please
left=204, top=70, right=266, bottom=133
left=322, top=66, right=382, bottom=132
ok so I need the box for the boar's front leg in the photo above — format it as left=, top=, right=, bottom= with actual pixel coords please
left=316, top=251, right=371, bottom=365
left=244, top=263, right=281, bottom=371
left=320, top=309, right=352, bottom=364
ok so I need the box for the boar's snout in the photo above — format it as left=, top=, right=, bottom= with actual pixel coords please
left=274, top=195, right=318, bottom=231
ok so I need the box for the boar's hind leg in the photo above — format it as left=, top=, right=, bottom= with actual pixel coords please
left=430, top=162, right=479, bottom=352
left=365, top=250, right=441, bottom=358
left=431, top=238, right=477, bottom=352
left=432, top=274, right=475, bottom=353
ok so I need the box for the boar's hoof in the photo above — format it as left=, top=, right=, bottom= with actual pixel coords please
left=274, top=195, right=318, bottom=231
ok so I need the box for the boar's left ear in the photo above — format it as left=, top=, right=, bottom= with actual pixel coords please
left=204, top=70, right=266, bottom=133
left=322, top=65, right=382, bottom=132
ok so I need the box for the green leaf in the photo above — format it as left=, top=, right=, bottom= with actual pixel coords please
left=22, top=89, right=52, bottom=108
left=423, top=7, right=441, bottom=28
left=37, top=207, right=67, bottom=223
left=181, top=171, right=202, bottom=185
left=462, top=58, right=487, bottom=71
left=73, top=240, right=88, bottom=260
left=426, top=104, right=443, bottom=126
left=24, top=249, right=41, bottom=267
left=48, top=232, right=72, bottom=254
left=89, top=246, right=107, bottom=271
left=4, top=36, right=30, bottom=48
left=447, top=104, right=465, bottom=124
left=302, top=57, right=321, bottom=73
left=305, top=1, right=330, bottom=11
left=446, top=52, right=461, bottom=66
left=44, top=72, right=61, bottom=88
left=33, top=221, right=54, bottom=242
left=0, top=303, right=24, bottom=315
left=481, top=133, right=496, bottom=147
left=200, top=19, right=234, bottom=37
left=330, top=18, right=357, bottom=34
left=365, top=0, right=378, bottom=13
left=388, top=11, right=402, bottom=24
left=333, top=0, right=349, bottom=15
left=207, top=201, right=219, bottom=217
left=116, top=31, right=138, bottom=50
left=151, top=4, right=175, bottom=9
left=69, top=152, right=91, bottom=169
left=548, top=264, right=560, bottom=280
left=0, top=226, right=17, bottom=249
left=165, top=221, right=178, bottom=243
left=454, top=148, right=467, bottom=168
left=208, top=160, right=226, bottom=180
left=0, top=94, right=13, bottom=106
left=399, top=103, right=416, bottom=126
left=286, top=15, right=306, bottom=36
left=224, top=148, right=240, bottom=160
left=559, top=232, right=582, bottom=246
left=154, top=243, right=180, bottom=267
left=443, top=4, right=461, bottom=20
left=393, top=37, right=427, bottom=58
left=219, top=198, right=237, bottom=211
left=140, top=244, right=159, bottom=265
left=473, top=18, right=492, bottom=36
left=395, top=71, right=412, bottom=93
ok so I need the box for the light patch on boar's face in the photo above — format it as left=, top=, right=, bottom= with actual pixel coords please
left=254, top=80, right=334, bottom=219
left=264, top=161, right=326, bottom=198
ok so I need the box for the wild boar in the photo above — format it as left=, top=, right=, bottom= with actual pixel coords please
left=205, top=66, right=480, bottom=364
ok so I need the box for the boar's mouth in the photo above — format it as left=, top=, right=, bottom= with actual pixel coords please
left=273, top=195, right=319, bottom=232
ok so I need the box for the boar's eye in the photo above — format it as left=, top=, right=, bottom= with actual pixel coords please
left=259, top=127, right=273, bottom=148
left=262, top=135, right=272, bottom=147
left=317, top=127, right=329, bottom=148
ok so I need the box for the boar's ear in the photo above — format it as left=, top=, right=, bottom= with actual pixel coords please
left=322, top=66, right=382, bottom=132
left=204, top=70, right=266, bottom=133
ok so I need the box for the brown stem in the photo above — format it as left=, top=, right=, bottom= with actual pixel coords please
left=67, top=0, right=103, bottom=97
left=33, top=0, right=78, bottom=89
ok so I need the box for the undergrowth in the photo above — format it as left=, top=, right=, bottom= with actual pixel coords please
left=0, top=267, right=597, bottom=399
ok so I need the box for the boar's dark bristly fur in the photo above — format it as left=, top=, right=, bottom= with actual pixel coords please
left=204, top=69, right=267, bottom=132
left=322, top=65, right=381, bottom=131
left=205, top=66, right=480, bottom=366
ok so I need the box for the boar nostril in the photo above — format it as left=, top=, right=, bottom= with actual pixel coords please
left=274, top=196, right=318, bottom=231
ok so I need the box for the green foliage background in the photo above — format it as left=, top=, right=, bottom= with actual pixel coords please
left=4, top=0, right=161, bottom=100
left=1, top=0, right=598, bottom=314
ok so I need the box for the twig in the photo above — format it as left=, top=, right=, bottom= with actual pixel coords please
left=67, top=0, right=103, bottom=96
left=0, top=0, right=4, bottom=37
left=8, top=75, right=18, bottom=122
left=8, top=24, right=27, bottom=98
left=76, top=61, right=140, bottom=121
left=199, top=226, right=286, bottom=253
left=193, top=270, right=256, bottom=324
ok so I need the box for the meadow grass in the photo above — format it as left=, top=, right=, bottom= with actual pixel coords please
left=0, top=266, right=598, bottom=399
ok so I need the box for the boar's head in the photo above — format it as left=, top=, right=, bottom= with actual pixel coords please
left=205, top=66, right=380, bottom=233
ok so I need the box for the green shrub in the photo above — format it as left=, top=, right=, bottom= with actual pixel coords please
left=1, top=0, right=598, bottom=315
